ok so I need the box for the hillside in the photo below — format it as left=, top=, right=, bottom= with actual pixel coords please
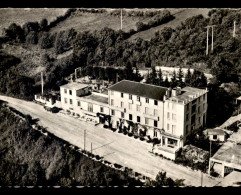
left=128, top=8, right=211, bottom=41
left=0, top=100, right=143, bottom=186
left=0, top=8, right=68, bottom=36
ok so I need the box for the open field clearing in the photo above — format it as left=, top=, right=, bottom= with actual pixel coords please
left=0, top=8, right=68, bottom=36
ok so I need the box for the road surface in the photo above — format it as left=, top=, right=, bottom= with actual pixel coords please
left=0, top=95, right=222, bottom=186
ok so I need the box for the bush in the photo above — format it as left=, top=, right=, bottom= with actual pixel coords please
left=128, top=132, right=133, bottom=137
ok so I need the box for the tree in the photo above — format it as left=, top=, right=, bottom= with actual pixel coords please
left=4, top=23, right=25, bottom=43
left=170, top=70, right=177, bottom=88
left=148, top=66, right=158, bottom=85
left=157, top=69, right=163, bottom=86
left=40, top=18, right=48, bottom=31
left=177, top=67, right=185, bottom=87
left=124, top=61, right=134, bottom=80
left=185, top=68, right=192, bottom=86
left=163, top=76, right=170, bottom=87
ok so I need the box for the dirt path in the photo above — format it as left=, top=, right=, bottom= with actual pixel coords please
left=0, top=95, right=222, bottom=186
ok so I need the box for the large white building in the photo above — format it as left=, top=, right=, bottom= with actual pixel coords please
left=59, top=80, right=208, bottom=159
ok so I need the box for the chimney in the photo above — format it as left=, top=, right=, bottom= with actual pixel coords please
left=176, top=87, right=182, bottom=95
left=165, top=88, right=172, bottom=98
left=172, top=89, right=177, bottom=97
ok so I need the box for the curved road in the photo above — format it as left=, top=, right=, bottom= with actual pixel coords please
left=0, top=95, right=222, bottom=186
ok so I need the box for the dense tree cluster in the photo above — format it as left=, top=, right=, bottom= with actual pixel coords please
left=146, top=66, right=207, bottom=88
left=0, top=52, right=34, bottom=100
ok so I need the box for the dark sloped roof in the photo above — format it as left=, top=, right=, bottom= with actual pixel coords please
left=108, top=80, right=168, bottom=101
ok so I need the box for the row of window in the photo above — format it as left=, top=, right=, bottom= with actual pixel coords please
left=111, top=110, right=158, bottom=127
left=167, top=112, right=176, bottom=120
left=167, top=123, right=176, bottom=134
left=64, top=89, right=72, bottom=95
left=111, top=100, right=159, bottom=116
left=113, top=91, right=158, bottom=105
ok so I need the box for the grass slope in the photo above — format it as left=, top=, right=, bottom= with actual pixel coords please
left=128, top=8, right=211, bottom=41
left=0, top=8, right=68, bottom=36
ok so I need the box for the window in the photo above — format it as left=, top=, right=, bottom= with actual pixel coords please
left=70, top=99, right=73, bottom=104
left=145, top=107, right=149, bottom=115
left=172, top=103, right=176, bottom=110
left=137, top=116, right=140, bottom=123
left=172, top=113, right=176, bottom=120
left=186, top=125, right=189, bottom=134
left=88, top=103, right=93, bottom=112
left=145, top=118, right=149, bottom=125
left=154, top=131, right=157, bottom=137
left=199, top=117, right=201, bottom=124
left=167, top=112, right=170, bottom=119
left=77, top=101, right=80, bottom=106
left=69, top=90, right=72, bottom=95
left=137, top=96, right=140, bottom=102
left=146, top=98, right=149, bottom=103
left=203, top=103, right=205, bottom=110
left=129, top=94, right=132, bottom=100
left=154, top=120, right=158, bottom=127
left=121, top=92, right=124, bottom=98
left=129, top=103, right=132, bottom=110
left=154, top=100, right=158, bottom=105
left=192, top=105, right=196, bottom=113
left=111, top=109, right=115, bottom=116
left=64, top=89, right=67, bottom=94
left=168, top=102, right=170, bottom=109
left=136, top=105, right=140, bottom=112
left=121, top=112, right=124, bottom=118
left=198, top=106, right=200, bottom=114
left=111, top=91, right=114, bottom=95
left=154, top=109, right=158, bottom=116
left=186, top=113, right=189, bottom=121
left=129, top=114, right=132, bottom=121
left=213, top=135, right=217, bottom=140
left=172, top=125, right=176, bottom=134
left=111, top=99, right=114, bottom=106
left=100, top=107, right=104, bottom=113
left=64, top=98, right=67, bottom=104
left=121, top=101, right=124, bottom=108
left=167, top=123, right=170, bottom=131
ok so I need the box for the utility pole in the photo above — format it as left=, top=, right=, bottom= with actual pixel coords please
left=210, top=140, right=212, bottom=159
left=233, top=20, right=236, bottom=38
left=120, top=9, right=123, bottom=30
left=211, top=25, right=215, bottom=53
left=84, top=129, right=86, bottom=151
left=205, top=26, right=210, bottom=56
left=41, top=72, right=44, bottom=97
left=91, top=142, right=93, bottom=153
left=201, top=172, right=203, bottom=187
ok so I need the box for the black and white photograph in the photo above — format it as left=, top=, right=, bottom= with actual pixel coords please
left=0, top=4, right=241, bottom=190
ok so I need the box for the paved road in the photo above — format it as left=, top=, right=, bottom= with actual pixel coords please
left=0, top=95, right=222, bottom=186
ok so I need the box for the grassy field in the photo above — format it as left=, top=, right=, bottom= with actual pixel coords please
left=0, top=8, right=68, bottom=36
left=49, top=8, right=188, bottom=34
left=49, top=9, right=151, bottom=33
left=127, top=8, right=211, bottom=41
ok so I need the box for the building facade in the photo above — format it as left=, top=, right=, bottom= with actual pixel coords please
left=59, top=80, right=208, bottom=158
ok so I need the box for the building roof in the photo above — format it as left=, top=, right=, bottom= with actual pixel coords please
left=82, top=94, right=108, bottom=104
left=108, top=80, right=168, bottom=101
left=203, top=129, right=226, bottom=135
left=60, top=82, right=89, bottom=90
left=167, top=86, right=207, bottom=104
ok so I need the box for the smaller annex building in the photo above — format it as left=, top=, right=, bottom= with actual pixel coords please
left=203, top=128, right=227, bottom=142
